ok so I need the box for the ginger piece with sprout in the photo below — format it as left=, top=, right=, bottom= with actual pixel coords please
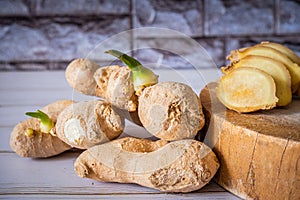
left=138, top=82, right=205, bottom=141
left=10, top=100, right=73, bottom=158
left=66, top=51, right=158, bottom=111
left=25, top=110, right=55, bottom=136
left=93, top=65, right=121, bottom=99
left=94, top=65, right=137, bottom=112
left=55, top=100, right=125, bottom=149
left=105, top=50, right=159, bottom=96
left=65, top=59, right=141, bottom=125
left=93, top=50, right=159, bottom=124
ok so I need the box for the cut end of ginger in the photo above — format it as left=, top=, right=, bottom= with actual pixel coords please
left=216, top=67, right=279, bottom=113
left=221, top=55, right=292, bottom=107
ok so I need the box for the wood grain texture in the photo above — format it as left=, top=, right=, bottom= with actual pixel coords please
left=200, top=82, right=300, bottom=200
left=0, top=152, right=224, bottom=194
left=0, top=69, right=220, bottom=93
left=1, top=127, right=14, bottom=152
left=0, top=193, right=240, bottom=200
left=0, top=71, right=69, bottom=90
left=0, top=105, right=38, bottom=127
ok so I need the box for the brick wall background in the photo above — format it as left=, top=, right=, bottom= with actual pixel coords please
left=0, top=0, right=299, bottom=71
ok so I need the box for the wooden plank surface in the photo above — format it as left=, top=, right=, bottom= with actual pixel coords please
left=0, top=152, right=225, bottom=194
left=0, top=127, right=12, bottom=151
left=0, top=71, right=240, bottom=199
left=0, top=193, right=240, bottom=200
left=0, top=69, right=220, bottom=94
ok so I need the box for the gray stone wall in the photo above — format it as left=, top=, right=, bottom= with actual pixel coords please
left=0, top=0, right=299, bottom=70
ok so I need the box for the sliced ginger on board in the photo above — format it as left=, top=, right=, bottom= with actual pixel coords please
left=217, top=67, right=278, bottom=113
left=222, top=55, right=292, bottom=106
left=258, top=41, right=300, bottom=95
left=259, top=41, right=300, bottom=66
left=227, top=45, right=300, bottom=92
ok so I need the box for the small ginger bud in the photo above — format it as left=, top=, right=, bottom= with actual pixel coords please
left=25, top=128, right=34, bottom=137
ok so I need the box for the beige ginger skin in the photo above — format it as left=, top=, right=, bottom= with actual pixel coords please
left=94, top=65, right=138, bottom=112
left=10, top=100, right=73, bottom=158
left=65, top=59, right=138, bottom=112
left=65, top=60, right=141, bottom=124
left=65, top=58, right=100, bottom=96
left=74, top=137, right=219, bottom=193
left=138, top=82, right=205, bottom=141
left=55, top=100, right=125, bottom=149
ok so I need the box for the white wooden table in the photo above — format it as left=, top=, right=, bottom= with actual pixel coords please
left=0, top=70, right=240, bottom=199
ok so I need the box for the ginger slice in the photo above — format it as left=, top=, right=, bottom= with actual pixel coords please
left=258, top=41, right=300, bottom=93
left=217, top=67, right=278, bottom=113
left=222, top=55, right=292, bottom=106
left=227, top=45, right=300, bottom=92
left=259, top=41, right=300, bottom=66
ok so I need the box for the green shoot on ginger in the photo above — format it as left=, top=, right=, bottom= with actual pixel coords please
left=105, top=50, right=158, bottom=95
left=25, top=110, right=55, bottom=136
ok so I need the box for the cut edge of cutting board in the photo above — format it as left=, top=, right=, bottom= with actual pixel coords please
left=199, top=82, right=300, bottom=200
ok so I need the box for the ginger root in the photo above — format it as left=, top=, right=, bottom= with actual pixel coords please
left=55, top=100, right=125, bottom=149
left=10, top=100, right=74, bottom=158
left=66, top=60, right=141, bottom=124
left=138, top=82, right=205, bottom=141
left=65, top=58, right=100, bottom=96
left=74, top=137, right=219, bottom=193
left=94, top=65, right=138, bottom=112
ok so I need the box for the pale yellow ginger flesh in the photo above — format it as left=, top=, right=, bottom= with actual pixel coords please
left=222, top=55, right=292, bottom=106
left=217, top=67, right=278, bottom=113
left=227, top=45, right=300, bottom=92
left=259, top=41, right=300, bottom=66
left=258, top=41, right=300, bottom=94
left=74, top=137, right=219, bottom=193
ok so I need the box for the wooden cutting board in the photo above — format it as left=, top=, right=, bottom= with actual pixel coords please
left=199, top=82, right=300, bottom=200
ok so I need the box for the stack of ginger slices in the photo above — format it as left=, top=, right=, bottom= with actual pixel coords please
left=217, top=41, right=300, bottom=113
